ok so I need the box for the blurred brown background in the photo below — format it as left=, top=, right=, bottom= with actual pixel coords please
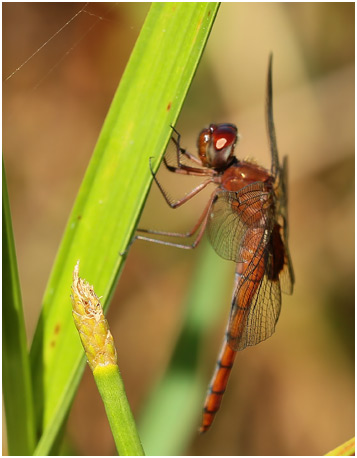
left=3, top=2, right=354, bottom=455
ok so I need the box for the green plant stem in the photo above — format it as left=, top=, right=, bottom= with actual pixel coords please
left=94, top=365, right=145, bottom=456
left=138, top=241, right=233, bottom=455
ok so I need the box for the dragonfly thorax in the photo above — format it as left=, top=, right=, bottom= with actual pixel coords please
left=198, top=123, right=238, bottom=170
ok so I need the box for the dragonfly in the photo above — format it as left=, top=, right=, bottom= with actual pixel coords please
left=135, top=55, right=294, bottom=433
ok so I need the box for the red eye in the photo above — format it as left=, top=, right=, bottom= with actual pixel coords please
left=212, top=125, right=237, bottom=150
left=198, top=123, right=238, bottom=169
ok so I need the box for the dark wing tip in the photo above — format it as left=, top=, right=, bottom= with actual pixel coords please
left=268, top=53, right=273, bottom=98
left=266, top=53, right=280, bottom=177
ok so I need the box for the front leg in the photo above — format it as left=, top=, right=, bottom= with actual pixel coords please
left=170, top=125, right=203, bottom=167
left=163, top=127, right=214, bottom=177
left=149, top=157, right=214, bottom=208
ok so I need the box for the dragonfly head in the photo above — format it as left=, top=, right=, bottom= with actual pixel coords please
left=198, top=123, right=238, bottom=170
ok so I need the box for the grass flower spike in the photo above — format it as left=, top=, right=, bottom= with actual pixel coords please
left=71, top=261, right=116, bottom=371
left=71, top=262, right=144, bottom=456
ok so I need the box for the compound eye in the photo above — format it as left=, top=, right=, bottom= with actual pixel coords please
left=198, top=123, right=238, bottom=169
left=208, top=123, right=237, bottom=168
left=212, top=124, right=237, bottom=152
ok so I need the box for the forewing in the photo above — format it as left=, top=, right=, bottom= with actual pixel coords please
left=228, top=257, right=282, bottom=351
left=207, top=182, right=273, bottom=263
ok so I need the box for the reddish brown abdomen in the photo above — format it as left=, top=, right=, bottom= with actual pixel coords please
left=200, top=340, right=237, bottom=433
left=200, top=162, right=273, bottom=432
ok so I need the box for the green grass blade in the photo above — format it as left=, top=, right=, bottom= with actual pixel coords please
left=3, top=161, right=36, bottom=455
left=29, top=3, right=220, bottom=455
left=138, top=241, right=233, bottom=455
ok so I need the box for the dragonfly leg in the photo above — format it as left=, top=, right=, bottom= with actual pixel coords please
left=170, top=125, right=203, bottom=166
left=163, top=156, right=212, bottom=177
left=149, top=157, right=214, bottom=209
left=132, top=190, right=217, bottom=251
left=134, top=215, right=206, bottom=250
left=163, top=127, right=214, bottom=176
left=137, top=191, right=213, bottom=238
left=126, top=191, right=216, bottom=254
left=121, top=127, right=216, bottom=255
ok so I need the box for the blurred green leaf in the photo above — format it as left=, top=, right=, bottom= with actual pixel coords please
left=3, top=161, right=36, bottom=455
left=139, top=240, right=233, bottom=455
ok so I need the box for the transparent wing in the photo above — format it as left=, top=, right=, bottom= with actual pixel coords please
left=207, top=182, right=274, bottom=263
left=277, top=156, right=294, bottom=295
left=279, top=249, right=294, bottom=295
left=266, top=55, right=294, bottom=294
left=228, top=252, right=282, bottom=352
